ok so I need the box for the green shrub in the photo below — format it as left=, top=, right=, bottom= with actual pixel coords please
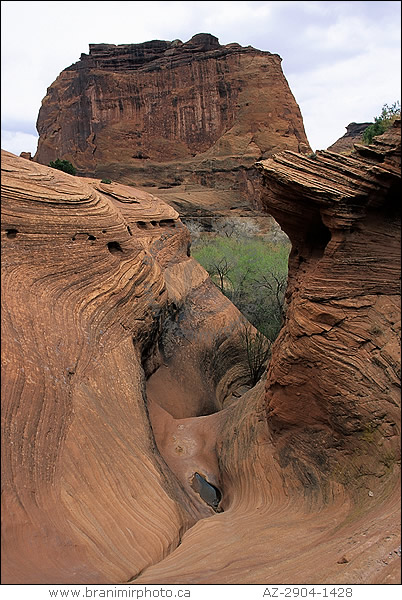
left=101, top=178, right=112, bottom=184
left=362, top=101, right=401, bottom=145
left=49, top=158, right=77, bottom=175
left=193, top=235, right=290, bottom=341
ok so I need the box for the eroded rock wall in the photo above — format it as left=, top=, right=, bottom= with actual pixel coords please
left=2, top=118, right=401, bottom=585
left=34, top=34, right=310, bottom=215
left=0, top=150, right=250, bottom=583
left=252, top=121, right=401, bottom=497
left=133, top=124, right=401, bottom=587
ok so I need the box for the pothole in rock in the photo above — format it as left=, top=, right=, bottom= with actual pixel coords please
left=190, top=472, right=223, bottom=512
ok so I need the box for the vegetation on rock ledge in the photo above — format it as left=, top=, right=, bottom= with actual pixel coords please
left=48, top=158, right=77, bottom=176
left=362, top=101, right=400, bottom=145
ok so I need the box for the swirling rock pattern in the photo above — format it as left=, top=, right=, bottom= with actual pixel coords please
left=134, top=124, right=401, bottom=585
left=1, top=150, right=250, bottom=583
left=2, top=119, right=401, bottom=585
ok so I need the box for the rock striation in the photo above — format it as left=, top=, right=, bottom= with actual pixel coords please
left=1, top=150, right=251, bottom=583
left=34, top=33, right=311, bottom=215
left=2, top=120, right=401, bottom=585
left=255, top=121, right=401, bottom=564
left=132, top=123, right=401, bottom=587
left=254, top=121, right=400, bottom=440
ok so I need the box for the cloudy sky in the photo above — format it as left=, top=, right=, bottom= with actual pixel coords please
left=1, top=0, right=401, bottom=155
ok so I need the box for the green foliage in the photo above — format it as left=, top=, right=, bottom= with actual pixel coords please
left=49, top=158, right=77, bottom=175
left=101, top=178, right=112, bottom=184
left=192, top=235, right=290, bottom=341
left=362, top=101, right=401, bottom=145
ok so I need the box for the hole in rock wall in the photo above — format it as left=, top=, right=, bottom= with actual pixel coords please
left=159, top=219, right=176, bottom=228
left=107, top=241, right=123, bottom=254
left=304, top=213, right=331, bottom=259
left=191, top=472, right=223, bottom=512
left=187, top=214, right=291, bottom=370
left=6, top=229, right=18, bottom=239
left=72, top=232, right=97, bottom=241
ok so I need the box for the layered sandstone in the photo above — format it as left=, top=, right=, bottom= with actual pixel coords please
left=132, top=124, right=401, bottom=587
left=34, top=33, right=311, bottom=215
left=2, top=119, right=401, bottom=585
left=1, top=150, right=251, bottom=583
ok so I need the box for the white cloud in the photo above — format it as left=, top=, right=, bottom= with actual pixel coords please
left=1, top=130, right=38, bottom=156
left=289, top=43, right=401, bottom=149
left=1, top=1, right=401, bottom=154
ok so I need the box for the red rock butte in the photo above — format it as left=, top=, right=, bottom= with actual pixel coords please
left=34, top=33, right=311, bottom=216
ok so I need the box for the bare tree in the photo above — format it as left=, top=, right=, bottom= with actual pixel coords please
left=257, top=272, right=287, bottom=327
left=210, top=256, right=233, bottom=293
left=240, top=322, right=272, bottom=386
left=217, top=217, right=260, bottom=238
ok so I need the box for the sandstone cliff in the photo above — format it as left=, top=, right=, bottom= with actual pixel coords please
left=2, top=120, right=400, bottom=584
left=34, top=33, right=311, bottom=215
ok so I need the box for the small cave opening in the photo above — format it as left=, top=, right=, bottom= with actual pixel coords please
left=304, top=213, right=331, bottom=259
left=107, top=241, right=123, bottom=254
left=72, top=232, right=97, bottom=242
left=6, top=229, right=18, bottom=239
left=191, top=472, right=223, bottom=512
left=159, top=219, right=176, bottom=228
left=137, top=221, right=148, bottom=229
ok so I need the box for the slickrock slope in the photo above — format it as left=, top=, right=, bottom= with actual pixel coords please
left=34, top=33, right=310, bottom=215
left=1, top=150, right=251, bottom=583
left=327, top=122, right=372, bottom=154
left=2, top=118, right=400, bottom=585
left=133, top=124, right=401, bottom=585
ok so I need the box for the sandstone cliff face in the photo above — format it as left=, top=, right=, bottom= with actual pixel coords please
left=255, top=119, right=401, bottom=540
left=34, top=33, right=310, bottom=215
left=2, top=122, right=401, bottom=585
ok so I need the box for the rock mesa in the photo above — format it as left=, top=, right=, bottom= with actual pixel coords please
left=34, top=33, right=311, bottom=215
